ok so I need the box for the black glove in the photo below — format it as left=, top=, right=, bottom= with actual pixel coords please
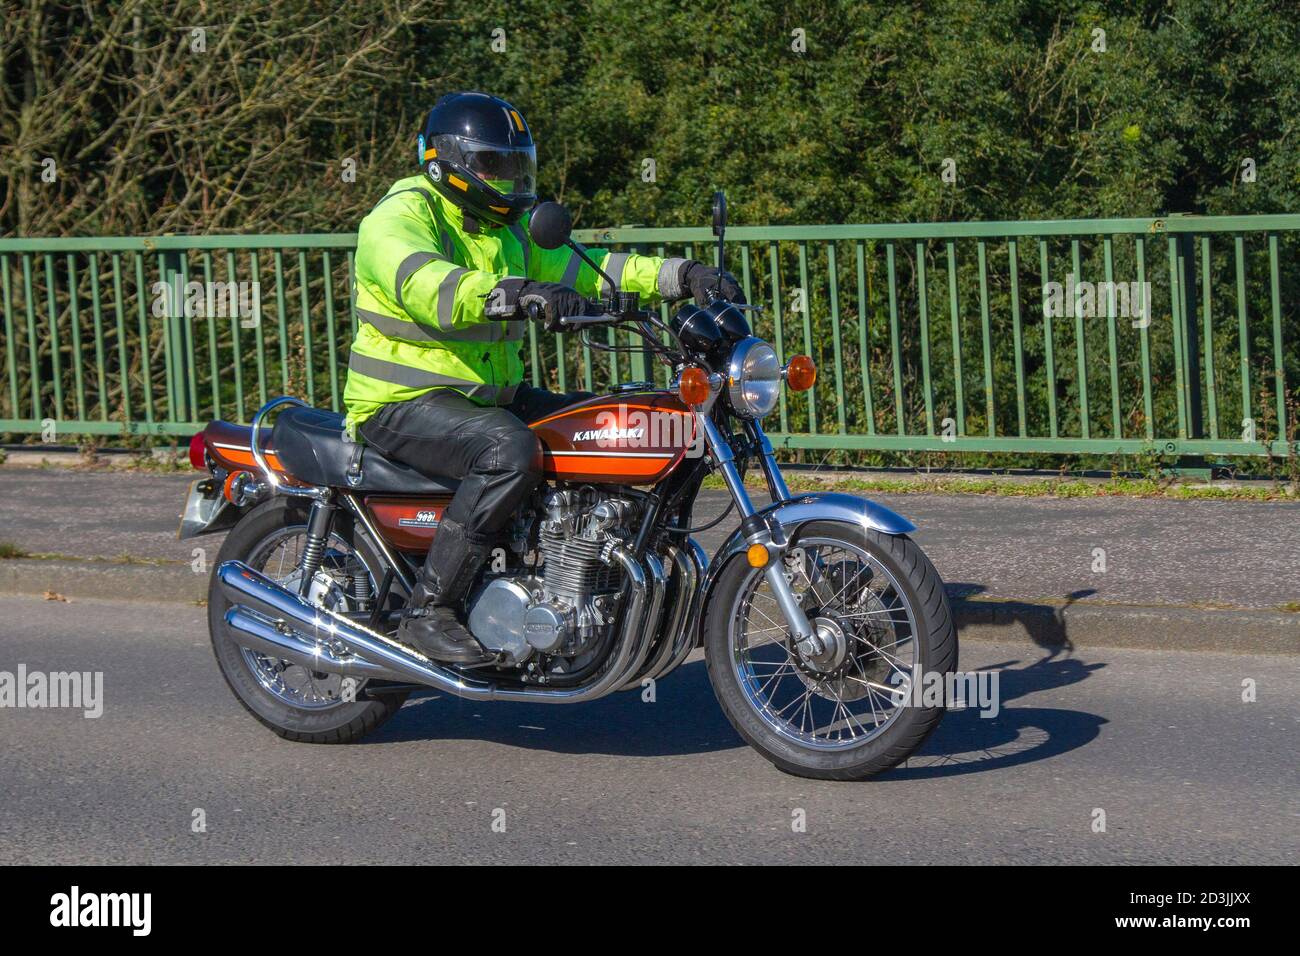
left=486, top=278, right=597, bottom=330
left=678, top=260, right=746, bottom=307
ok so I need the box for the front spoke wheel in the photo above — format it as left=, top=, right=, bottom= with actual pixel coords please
left=732, top=536, right=917, bottom=750
left=704, top=521, right=957, bottom=781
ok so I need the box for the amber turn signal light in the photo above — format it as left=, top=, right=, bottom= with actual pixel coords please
left=677, top=366, right=712, bottom=406
left=785, top=354, right=817, bottom=392
left=222, top=470, right=247, bottom=504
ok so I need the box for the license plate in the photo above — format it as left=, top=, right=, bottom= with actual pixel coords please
left=177, top=478, right=229, bottom=540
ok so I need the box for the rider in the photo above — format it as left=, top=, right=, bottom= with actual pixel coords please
left=343, top=91, right=742, bottom=664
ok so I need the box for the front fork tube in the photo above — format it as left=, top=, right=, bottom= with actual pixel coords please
left=745, top=420, right=839, bottom=612
left=697, top=413, right=815, bottom=643
left=745, top=420, right=793, bottom=503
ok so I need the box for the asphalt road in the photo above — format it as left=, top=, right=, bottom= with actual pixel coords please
left=1, top=593, right=1295, bottom=865
left=2, top=468, right=1299, bottom=610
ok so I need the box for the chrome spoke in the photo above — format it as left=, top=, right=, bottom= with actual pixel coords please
left=238, top=527, right=374, bottom=711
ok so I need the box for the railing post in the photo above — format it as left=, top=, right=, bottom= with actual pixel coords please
left=159, top=248, right=189, bottom=425
left=1175, top=229, right=1204, bottom=439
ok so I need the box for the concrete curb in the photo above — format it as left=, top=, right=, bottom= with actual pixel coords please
left=1, top=558, right=1296, bottom=654
left=951, top=598, right=1299, bottom=655
left=0, top=559, right=205, bottom=604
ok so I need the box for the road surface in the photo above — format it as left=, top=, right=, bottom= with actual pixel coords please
left=2, top=468, right=1298, bottom=610
left=1, top=593, right=1295, bottom=864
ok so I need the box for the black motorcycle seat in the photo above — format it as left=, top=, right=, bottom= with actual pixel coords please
left=271, top=406, right=458, bottom=495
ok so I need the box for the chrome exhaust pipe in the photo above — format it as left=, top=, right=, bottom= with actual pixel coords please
left=225, top=606, right=404, bottom=681
left=618, top=551, right=668, bottom=690
left=621, top=546, right=687, bottom=690
left=648, top=543, right=699, bottom=681
left=217, top=549, right=652, bottom=704
left=656, top=537, right=709, bottom=680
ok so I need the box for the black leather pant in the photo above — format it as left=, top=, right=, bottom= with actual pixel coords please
left=358, top=384, right=589, bottom=543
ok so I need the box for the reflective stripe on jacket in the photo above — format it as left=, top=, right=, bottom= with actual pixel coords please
left=343, top=176, right=665, bottom=429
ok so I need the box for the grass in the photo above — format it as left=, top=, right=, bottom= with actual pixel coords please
left=119, top=451, right=190, bottom=473
left=3, top=442, right=1294, bottom=499
left=700, top=472, right=1296, bottom=500
left=0, top=447, right=190, bottom=473
left=0, top=543, right=181, bottom=566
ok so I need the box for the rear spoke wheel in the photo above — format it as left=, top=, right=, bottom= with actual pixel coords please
left=240, top=527, right=377, bottom=711
left=207, top=498, right=409, bottom=744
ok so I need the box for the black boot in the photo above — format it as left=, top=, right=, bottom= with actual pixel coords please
left=398, top=518, right=493, bottom=664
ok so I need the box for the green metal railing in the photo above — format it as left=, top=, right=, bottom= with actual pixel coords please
left=1, top=214, right=1296, bottom=461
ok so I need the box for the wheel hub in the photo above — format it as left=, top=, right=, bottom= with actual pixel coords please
left=796, top=616, right=848, bottom=673
left=240, top=539, right=368, bottom=710
left=791, top=614, right=876, bottom=702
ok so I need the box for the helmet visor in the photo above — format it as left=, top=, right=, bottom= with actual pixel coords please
left=460, top=141, right=537, bottom=198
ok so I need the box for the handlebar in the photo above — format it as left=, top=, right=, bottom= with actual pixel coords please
left=555, top=313, right=627, bottom=328
left=522, top=294, right=755, bottom=330
left=522, top=298, right=646, bottom=329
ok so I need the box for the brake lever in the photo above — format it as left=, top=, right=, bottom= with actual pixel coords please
left=556, top=314, right=619, bottom=328
left=702, top=292, right=763, bottom=313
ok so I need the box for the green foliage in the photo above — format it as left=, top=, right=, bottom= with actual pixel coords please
left=4, top=1, right=1298, bottom=235
left=0, top=540, right=28, bottom=558
left=1, top=1, right=1297, bottom=470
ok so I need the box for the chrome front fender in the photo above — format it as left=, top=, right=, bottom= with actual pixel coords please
left=695, top=492, right=916, bottom=641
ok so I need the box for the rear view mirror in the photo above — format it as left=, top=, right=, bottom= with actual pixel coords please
left=529, top=202, right=573, bottom=250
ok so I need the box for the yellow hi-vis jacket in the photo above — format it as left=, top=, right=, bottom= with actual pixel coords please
left=343, top=176, right=675, bottom=430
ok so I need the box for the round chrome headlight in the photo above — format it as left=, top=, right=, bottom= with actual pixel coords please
left=727, top=337, right=782, bottom=419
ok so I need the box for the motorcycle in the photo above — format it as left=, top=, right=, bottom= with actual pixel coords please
left=180, top=193, right=957, bottom=780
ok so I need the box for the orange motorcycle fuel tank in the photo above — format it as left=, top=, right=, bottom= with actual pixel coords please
left=529, top=389, right=698, bottom=484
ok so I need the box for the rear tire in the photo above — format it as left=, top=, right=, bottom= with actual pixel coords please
left=704, top=521, right=957, bottom=780
left=208, top=497, right=409, bottom=743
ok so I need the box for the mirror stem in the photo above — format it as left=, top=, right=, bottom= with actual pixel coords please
left=565, top=239, right=621, bottom=299
left=712, top=190, right=727, bottom=297
left=715, top=229, right=725, bottom=297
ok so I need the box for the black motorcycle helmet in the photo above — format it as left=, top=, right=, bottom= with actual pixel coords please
left=417, top=92, right=537, bottom=228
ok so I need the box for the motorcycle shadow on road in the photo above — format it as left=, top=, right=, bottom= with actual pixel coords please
left=885, top=652, right=1108, bottom=779
left=369, top=659, right=743, bottom=757
left=947, top=583, right=1101, bottom=656
left=368, top=649, right=1109, bottom=776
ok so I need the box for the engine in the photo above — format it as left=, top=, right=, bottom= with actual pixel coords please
left=467, top=487, right=639, bottom=669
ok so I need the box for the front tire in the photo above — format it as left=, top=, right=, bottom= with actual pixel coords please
left=704, top=521, right=957, bottom=780
left=208, top=497, right=409, bottom=743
